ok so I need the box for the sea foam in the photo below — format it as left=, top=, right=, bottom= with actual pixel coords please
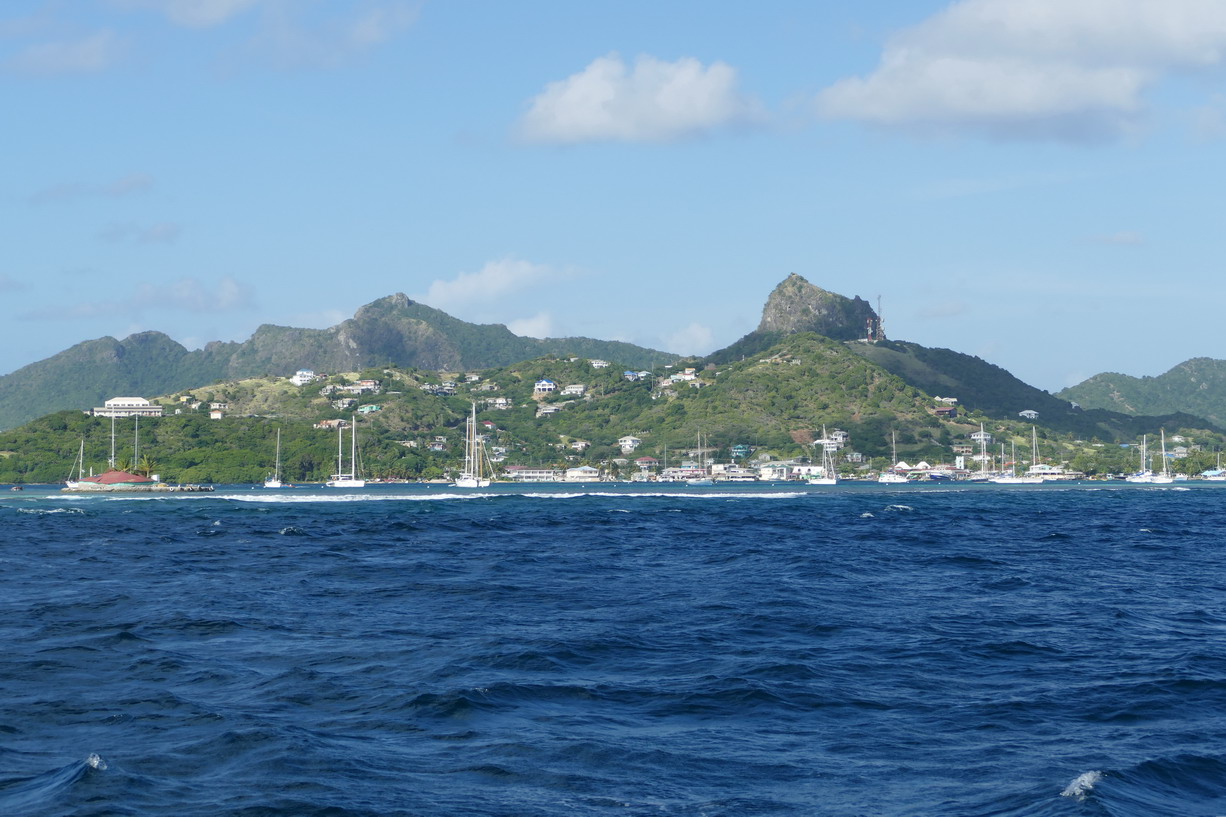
left=1060, top=770, right=1102, bottom=798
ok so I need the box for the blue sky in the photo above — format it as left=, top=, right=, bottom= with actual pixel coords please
left=3, top=0, right=1226, bottom=391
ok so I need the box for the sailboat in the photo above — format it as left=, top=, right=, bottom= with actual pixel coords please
left=992, top=430, right=1043, bottom=484
left=1126, top=432, right=1174, bottom=484
left=454, top=403, right=491, bottom=488
left=878, top=431, right=908, bottom=483
left=326, top=416, right=366, bottom=488
left=63, top=415, right=166, bottom=492
left=808, top=425, right=838, bottom=485
left=65, top=438, right=85, bottom=490
left=264, top=428, right=284, bottom=488
left=686, top=430, right=714, bottom=485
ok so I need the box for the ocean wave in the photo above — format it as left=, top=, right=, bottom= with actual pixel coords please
left=16, top=507, right=85, bottom=515
left=1061, top=769, right=1102, bottom=798
left=1074, top=754, right=1226, bottom=815
left=0, top=754, right=104, bottom=814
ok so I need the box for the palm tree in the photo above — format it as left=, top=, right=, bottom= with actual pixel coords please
left=137, top=455, right=157, bottom=478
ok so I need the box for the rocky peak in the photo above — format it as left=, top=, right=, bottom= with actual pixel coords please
left=757, top=273, right=877, bottom=341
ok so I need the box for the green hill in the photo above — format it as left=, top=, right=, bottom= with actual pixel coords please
left=1057, top=357, right=1226, bottom=427
left=0, top=293, right=677, bottom=431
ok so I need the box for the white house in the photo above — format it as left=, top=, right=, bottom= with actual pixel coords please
left=561, top=384, right=586, bottom=396
left=564, top=465, right=602, bottom=482
left=534, top=379, right=558, bottom=394
left=290, top=369, right=317, bottom=386
left=1018, top=409, right=1039, bottom=420
left=92, top=397, right=164, bottom=418
left=504, top=465, right=562, bottom=482
left=590, top=359, right=610, bottom=368
left=618, top=435, right=642, bottom=453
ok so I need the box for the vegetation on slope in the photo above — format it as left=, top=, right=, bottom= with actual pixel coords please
left=1057, top=357, right=1226, bottom=427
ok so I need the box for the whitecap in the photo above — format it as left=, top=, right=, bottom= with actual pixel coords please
left=86, top=753, right=107, bottom=771
left=1060, top=770, right=1101, bottom=798
left=219, top=492, right=492, bottom=503
left=885, top=504, right=913, bottom=512
left=860, top=512, right=874, bottom=518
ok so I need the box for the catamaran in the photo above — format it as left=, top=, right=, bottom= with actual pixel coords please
left=454, top=402, right=491, bottom=488
left=326, top=416, right=366, bottom=488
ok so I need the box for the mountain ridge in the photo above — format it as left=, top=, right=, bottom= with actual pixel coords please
left=1057, top=357, right=1226, bottom=427
left=0, top=294, right=678, bottom=430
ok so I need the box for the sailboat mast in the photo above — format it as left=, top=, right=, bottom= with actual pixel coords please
left=109, top=415, right=116, bottom=468
left=351, top=415, right=358, bottom=478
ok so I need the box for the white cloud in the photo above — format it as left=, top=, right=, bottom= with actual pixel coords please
left=30, top=173, right=154, bottom=205
left=113, top=0, right=261, bottom=27
left=666, top=322, right=715, bottom=355
left=416, top=258, right=560, bottom=311
left=244, top=1, right=418, bottom=68
left=1093, top=230, right=1144, bottom=246
left=507, top=312, right=554, bottom=339
left=23, top=276, right=254, bottom=321
left=7, top=29, right=125, bottom=75
left=817, top=0, right=1226, bottom=141
left=287, top=308, right=349, bottom=329
left=1193, top=94, right=1226, bottom=139
left=0, top=275, right=27, bottom=293
left=519, top=52, right=759, bottom=144
left=98, top=222, right=183, bottom=244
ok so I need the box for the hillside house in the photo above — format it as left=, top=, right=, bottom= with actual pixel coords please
left=92, top=397, right=164, bottom=418
left=534, top=379, right=557, bottom=395
left=618, top=435, right=642, bottom=453
left=561, top=384, right=586, bottom=396
left=934, top=407, right=958, bottom=419
left=590, top=359, right=609, bottom=368
left=1018, top=409, right=1039, bottom=420
left=290, top=369, right=318, bottom=386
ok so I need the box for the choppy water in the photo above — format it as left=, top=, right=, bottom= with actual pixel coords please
left=4, top=481, right=1226, bottom=816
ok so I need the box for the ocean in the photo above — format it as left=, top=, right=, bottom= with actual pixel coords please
left=3, top=481, right=1226, bottom=816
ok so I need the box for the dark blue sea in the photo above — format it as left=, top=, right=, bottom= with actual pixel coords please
left=4, top=481, right=1226, bottom=816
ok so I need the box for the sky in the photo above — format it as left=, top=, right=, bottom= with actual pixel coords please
left=3, top=0, right=1226, bottom=392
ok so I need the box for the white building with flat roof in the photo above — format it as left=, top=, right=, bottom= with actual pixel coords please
left=92, top=397, right=163, bottom=418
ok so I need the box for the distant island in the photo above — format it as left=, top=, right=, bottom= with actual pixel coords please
left=0, top=275, right=1221, bottom=485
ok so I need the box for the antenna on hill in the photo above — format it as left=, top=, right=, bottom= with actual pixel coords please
left=877, top=295, right=886, bottom=341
